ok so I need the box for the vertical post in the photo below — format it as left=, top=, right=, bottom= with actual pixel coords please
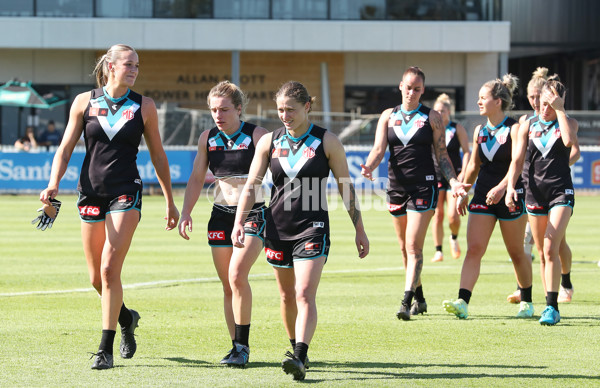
left=232, top=50, right=240, bottom=86
left=499, top=52, right=508, bottom=78
left=320, top=62, right=331, bottom=129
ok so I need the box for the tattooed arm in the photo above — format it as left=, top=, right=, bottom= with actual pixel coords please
left=325, top=131, right=369, bottom=258
left=430, top=109, right=471, bottom=198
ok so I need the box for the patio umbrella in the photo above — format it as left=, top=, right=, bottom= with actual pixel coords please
left=0, top=79, right=68, bottom=141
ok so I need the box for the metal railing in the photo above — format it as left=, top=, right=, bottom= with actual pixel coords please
left=156, top=104, right=600, bottom=147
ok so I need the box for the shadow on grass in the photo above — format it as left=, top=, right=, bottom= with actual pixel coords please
left=162, top=357, right=272, bottom=369
left=303, top=361, right=600, bottom=383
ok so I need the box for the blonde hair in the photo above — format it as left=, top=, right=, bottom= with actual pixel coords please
left=207, top=81, right=248, bottom=118
left=275, top=81, right=316, bottom=113
left=483, top=73, right=519, bottom=111
left=527, top=67, right=549, bottom=94
left=92, top=44, right=136, bottom=88
left=434, top=93, right=453, bottom=111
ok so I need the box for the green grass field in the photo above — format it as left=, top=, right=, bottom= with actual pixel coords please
left=1, top=194, right=599, bottom=387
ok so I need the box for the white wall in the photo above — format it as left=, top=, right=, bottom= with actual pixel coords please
left=0, top=18, right=510, bottom=53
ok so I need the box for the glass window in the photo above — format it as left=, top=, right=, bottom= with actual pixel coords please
left=0, top=0, right=33, bottom=16
left=36, top=0, right=93, bottom=17
left=154, top=0, right=211, bottom=18
left=387, top=0, right=471, bottom=21
left=214, top=0, right=269, bottom=19
left=331, top=0, right=386, bottom=20
left=96, top=0, right=152, bottom=18
left=272, top=0, right=327, bottom=20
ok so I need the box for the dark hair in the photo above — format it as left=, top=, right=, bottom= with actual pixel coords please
left=403, top=66, right=426, bottom=84
left=483, top=73, right=519, bottom=111
left=92, top=44, right=137, bottom=88
left=48, top=120, right=55, bottom=125
left=275, top=81, right=316, bottom=113
left=543, top=76, right=566, bottom=98
left=207, top=81, right=248, bottom=118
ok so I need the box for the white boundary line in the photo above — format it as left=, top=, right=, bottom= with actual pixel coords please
left=0, top=267, right=405, bottom=298
left=0, top=263, right=533, bottom=298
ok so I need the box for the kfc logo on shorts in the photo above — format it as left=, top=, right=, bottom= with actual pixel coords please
left=265, top=248, right=283, bottom=261
left=526, top=204, right=544, bottom=211
left=118, top=195, right=133, bottom=203
left=388, top=203, right=403, bottom=212
left=469, top=204, right=488, bottom=210
left=122, top=109, right=134, bottom=120
left=416, top=199, right=426, bottom=206
left=208, top=231, right=225, bottom=240
left=244, top=221, right=258, bottom=229
left=305, top=242, right=321, bottom=251
left=79, top=206, right=100, bottom=216
left=303, top=147, right=316, bottom=159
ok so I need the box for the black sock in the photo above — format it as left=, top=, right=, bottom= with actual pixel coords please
left=98, top=330, right=116, bottom=355
left=118, top=303, right=133, bottom=329
left=451, top=234, right=458, bottom=240
left=402, top=290, right=415, bottom=306
left=294, top=342, right=309, bottom=365
left=234, top=324, right=250, bottom=347
left=458, top=288, right=472, bottom=304
left=290, top=338, right=296, bottom=348
left=435, top=245, right=442, bottom=252
left=520, top=286, right=532, bottom=303
left=546, top=292, right=559, bottom=311
left=561, top=272, right=572, bottom=289
left=414, top=285, right=426, bottom=303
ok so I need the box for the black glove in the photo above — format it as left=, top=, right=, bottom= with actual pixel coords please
left=32, top=198, right=61, bottom=231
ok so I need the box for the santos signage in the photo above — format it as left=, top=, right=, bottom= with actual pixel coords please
left=1, top=149, right=599, bottom=192
left=0, top=150, right=194, bottom=192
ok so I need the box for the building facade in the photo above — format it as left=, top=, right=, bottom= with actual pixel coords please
left=0, top=0, right=512, bottom=144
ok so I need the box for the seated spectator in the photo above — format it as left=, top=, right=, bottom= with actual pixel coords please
left=14, top=126, right=38, bottom=152
left=38, top=120, right=63, bottom=147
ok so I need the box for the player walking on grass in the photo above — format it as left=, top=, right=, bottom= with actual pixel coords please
left=361, top=67, right=470, bottom=320
left=232, top=81, right=369, bottom=381
left=178, top=81, right=268, bottom=367
left=506, top=68, right=580, bottom=306
left=443, top=74, right=534, bottom=320
left=429, top=93, right=471, bottom=263
left=505, top=76, right=578, bottom=326
left=38, top=44, right=179, bottom=369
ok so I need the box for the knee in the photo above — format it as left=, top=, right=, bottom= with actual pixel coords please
left=543, top=240, right=559, bottom=261
left=100, top=263, right=120, bottom=285
left=405, top=244, right=423, bottom=258
left=280, top=288, right=296, bottom=306
left=229, top=270, right=247, bottom=291
left=295, top=288, right=315, bottom=307
left=466, top=242, right=486, bottom=258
